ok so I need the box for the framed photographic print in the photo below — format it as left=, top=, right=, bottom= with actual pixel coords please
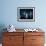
left=17, top=7, right=35, bottom=22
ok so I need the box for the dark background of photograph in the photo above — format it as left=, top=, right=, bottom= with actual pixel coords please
left=20, top=9, right=33, bottom=19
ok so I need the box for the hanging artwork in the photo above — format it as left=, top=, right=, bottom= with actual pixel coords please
left=17, top=7, right=35, bottom=22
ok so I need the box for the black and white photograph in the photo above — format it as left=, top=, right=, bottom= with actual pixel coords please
left=17, top=7, right=35, bottom=22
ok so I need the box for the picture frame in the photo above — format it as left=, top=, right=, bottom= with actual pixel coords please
left=17, top=7, right=35, bottom=22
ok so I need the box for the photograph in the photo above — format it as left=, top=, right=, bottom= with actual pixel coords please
left=17, top=7, right=35, bottom=22
left=20, top=9, right=33, bottom=19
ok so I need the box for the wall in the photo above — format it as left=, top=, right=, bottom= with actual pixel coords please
left=0, top=0, right=46, bottom=29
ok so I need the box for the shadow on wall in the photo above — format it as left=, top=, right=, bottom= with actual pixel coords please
left=0, top=24, right=7, bottom=43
